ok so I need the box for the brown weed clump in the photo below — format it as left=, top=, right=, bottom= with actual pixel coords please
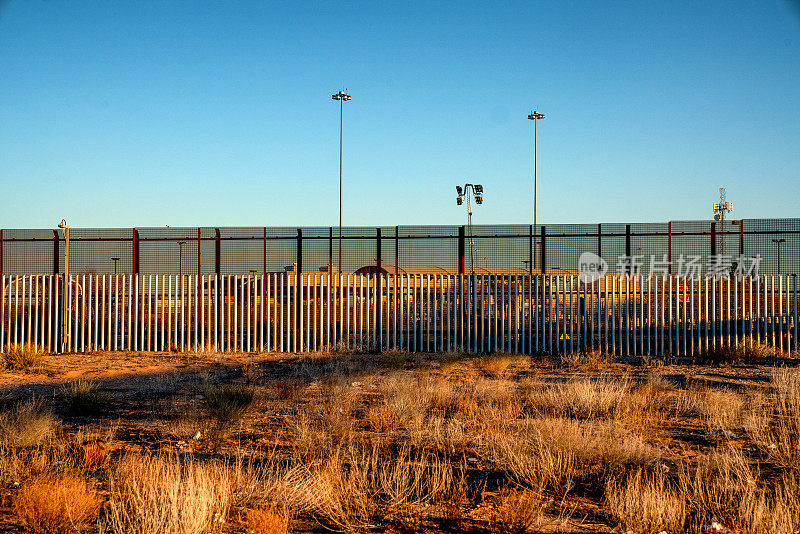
left=605, top=468, right=685, bottom=533
left=245, top=506, right=292, bottom=534
left=105, top=454, right=233, bottom=534
left=13, top=474, right=100, bottom=534
left=2, top=344, right=48, bottom=371
left=0, top=399, right=57, bottom=448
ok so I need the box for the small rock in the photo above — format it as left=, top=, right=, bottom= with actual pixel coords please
left=195, top=394, right=205, bottom=400
left=351, top=381, right=362, bottom=387
left=193, top=431, right=202, bottom=440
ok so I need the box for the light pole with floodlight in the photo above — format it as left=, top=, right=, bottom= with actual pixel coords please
left=528, top=110, right=544, bottom=268
left=332, top=89, right=351, bottom=273
left=111, top=257, right=120, bottom=275
left=58, top=219, right=69, bottom=353
left=456, top=184, right=484, bottom=275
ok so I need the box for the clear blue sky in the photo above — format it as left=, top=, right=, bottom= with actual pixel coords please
left=1, top=1, right=798, bottom=229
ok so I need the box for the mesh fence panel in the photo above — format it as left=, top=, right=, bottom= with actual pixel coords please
left=1, top=219, right=798, bottom=276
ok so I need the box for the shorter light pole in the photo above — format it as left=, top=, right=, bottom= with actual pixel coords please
left=111, top=257, right=120, bottom=275
left=455, top=184, right=484, bottom=275
left=772, top=238, right=786, bottom=274
left=58, top=219, right=69, bottom=353
left=177, top=241, right=186, bottom=278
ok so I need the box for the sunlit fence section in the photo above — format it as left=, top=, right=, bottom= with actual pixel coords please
left=1, top=273, right=797, bottom=356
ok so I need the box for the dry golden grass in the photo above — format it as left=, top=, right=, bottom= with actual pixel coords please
left=5, top=351, right=800, bottom=533
left=605, top=468, right=685, bottom=533
left=13, top=474, right=100, bottom=534
left=2, top=343, right=48, bottom=370
left=697, top=338, right=782, bottom=365
left=752, top=367, right=800, bottom=467
left=558, top=347, right=612, bottom=369
left=483, top=416, right=656, bottom=492
left=104, top=454, right=233, bottom=534
left=681, top=387, right=746, bottom=431
left=0, top=399, right=57, bottom=448
left=677, top=446, right=800, bottom=533
left=476, top=353, right=520, bottom=378
left=366, top=402, right=401, bottom=433
left=489, top=485, right=550, bottom=533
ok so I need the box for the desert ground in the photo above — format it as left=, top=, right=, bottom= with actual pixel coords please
left=1, top=345, right=799, bottom=533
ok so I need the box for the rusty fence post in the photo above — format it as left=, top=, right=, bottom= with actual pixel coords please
left=52, top=230, right=60, bottom=274
left=668, top=221, right=672, bottom=274
left=133, top=229, right=140, bottom=275
left=540, top=226, right=546, bottom=274
left=458, top=226, right=465, bottom=276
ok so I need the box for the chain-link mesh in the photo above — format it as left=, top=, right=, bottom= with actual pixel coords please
left=1, top=219, right=797, bottom=276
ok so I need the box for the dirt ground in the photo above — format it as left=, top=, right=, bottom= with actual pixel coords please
left=0, top=350, right=798, bottom=533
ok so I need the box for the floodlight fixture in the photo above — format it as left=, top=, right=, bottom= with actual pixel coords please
left=455, top=183, right=485, bottom=275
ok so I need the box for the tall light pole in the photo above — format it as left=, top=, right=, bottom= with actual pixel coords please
left=58, top=219, right=69, bottom=353
left=332, top=89, right=351, bottom=273
left=528, top=110, right=545, bottom=268
left=456, top=184, right=484, bottom=275
left=772, top=238, right=786, bottom=274
left=111, top=257, right=120, bottom=275
left=177, top=241, right=186, bottom=278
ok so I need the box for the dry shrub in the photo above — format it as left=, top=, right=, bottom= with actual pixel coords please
left=681, top=387, right=745, bottom=431
left=559, top=348, right=611, bottom=369
left=281, top=444, right=455, bottom=531
left=366, top=403, right=401, bottom=433
left=439, top=350, right=471, bottom=372
left=370, top=445, right=454, bottom=507
left=300, top=448, right=377, bottom=531
left=483, top=416, right=655, bottom=492
left=272, top=377, right=306, bottom=401
left=245, top=506, right=291, bottom=534
left=697, top=338, right=781, bottom=365
left=0, top=399, right=57, bottom=448
left=66, top=379, right=109, bottom=415
left=14, top=474, right=100, bottom=534
left=476, top=353, right=518, bottom=378
left=104, top=454, right=233, bottom=534
left=605, top=468, right=685, bottom=533
left=202, top=384, right=254, bottom=423
left=382, top=347, right=409, bottom=367
left=490, top=485, right=549, bottom=533
left=2, top=343, right=48, bottom=370
left=291, top=385, right=360, bottom=460
left=753, top=367, right=800, bottom=467
left=529, top=376, right=631, bottom=419
left=678, top=446, right=800, bottom=532
left=644, top=372, right=676, bottom=392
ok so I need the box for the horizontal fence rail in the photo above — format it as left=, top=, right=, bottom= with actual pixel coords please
left=1, top=273, right=797, bottom=356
